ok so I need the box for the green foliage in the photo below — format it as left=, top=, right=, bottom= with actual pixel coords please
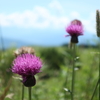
left=0, top=48, right=15, bottom=85
left=39, top=47, right=65, bottom=70
left=0, top=46, right=99, bottom=100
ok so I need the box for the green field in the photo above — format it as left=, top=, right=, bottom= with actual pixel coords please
left=0, top=45, right=99, bottom=100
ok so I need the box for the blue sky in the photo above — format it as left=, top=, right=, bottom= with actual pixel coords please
left=0, top=0, right=100, bottom=46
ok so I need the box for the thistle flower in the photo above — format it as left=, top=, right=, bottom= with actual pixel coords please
left=11, top=49, right=42, bottom=87
left=65, top=19, right=83, bottom=43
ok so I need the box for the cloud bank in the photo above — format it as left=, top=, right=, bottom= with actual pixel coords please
left=0, top=0, right=96, bottom=34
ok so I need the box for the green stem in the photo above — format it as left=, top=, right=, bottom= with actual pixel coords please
left=90, top=79, right=99, bottom=100
left=0, top=26, right=4, bottom=51
left=0, top=26, right=4, bottom=62
left=98, top=37, right=100, bottom=99
left=28, top=87, right=32, bottom=100
left=71, top=43, right=76, bottom=100
left=91, top=38, right=100, bottom=100
left=22, top=84, right=24, bottom=100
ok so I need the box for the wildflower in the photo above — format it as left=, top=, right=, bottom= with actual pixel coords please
left=65, top=19, right=83, bottom=43
left=11, top=47, right=42, bottom=87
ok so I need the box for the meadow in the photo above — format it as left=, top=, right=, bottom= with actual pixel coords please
left=0, top=45, right=99, bottom=100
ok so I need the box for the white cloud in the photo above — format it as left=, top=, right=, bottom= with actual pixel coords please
left=49, top=0, right=64, bottom=14
left=0, top=7, right=50, bottom=28
left=0, top=14, right=11, bottom=26
left=80, top=12, right=96, bottom=34
left=70, top=11, right=80, bottom=18
left=82, top=19, right=96, bottom=34
left=0, top=5, right=68, bottom=29
left=0, top=1, right=96, bottom=34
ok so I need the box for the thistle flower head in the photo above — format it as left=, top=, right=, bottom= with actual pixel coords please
left=66, top=19, right=83, bottom=36
left=11, top=52, right=42, bottom=87
left=65, top=19, right=83, bottom=43
left=12, top=53, right=42, bottom=76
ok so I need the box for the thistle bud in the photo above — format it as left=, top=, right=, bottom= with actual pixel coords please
left=23, top=76, right=36, bottom=87
left=96, top=10, right=100, bottom=37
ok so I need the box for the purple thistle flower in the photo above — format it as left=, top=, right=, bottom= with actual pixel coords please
left=65, top=19, right=83, bottom=43
left=12, top=53, right=42, bottom=87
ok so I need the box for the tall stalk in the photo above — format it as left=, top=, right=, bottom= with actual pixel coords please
left=22, top=84, right=24, bottom=100
left=0, top=26, right=4, bottom=51
left=90, top=10, right=100, bottom=100
left=28, top=87, right=32, bottom=100
left=0, top=26, right=4, bottom=63
left=91, top=79, right=99, bottom=100
left=90, top=38, right=100, bottom=100
left=71, top=43, right=76, bottom=100
left=98, top=37, right=100, bottom=98
left=91, top=37, right=100, bottom=99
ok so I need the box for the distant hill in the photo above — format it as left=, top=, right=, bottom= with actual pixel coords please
left=0, top=32, right=99, bottom=50
left=0, top=38, right=30, bottom=50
